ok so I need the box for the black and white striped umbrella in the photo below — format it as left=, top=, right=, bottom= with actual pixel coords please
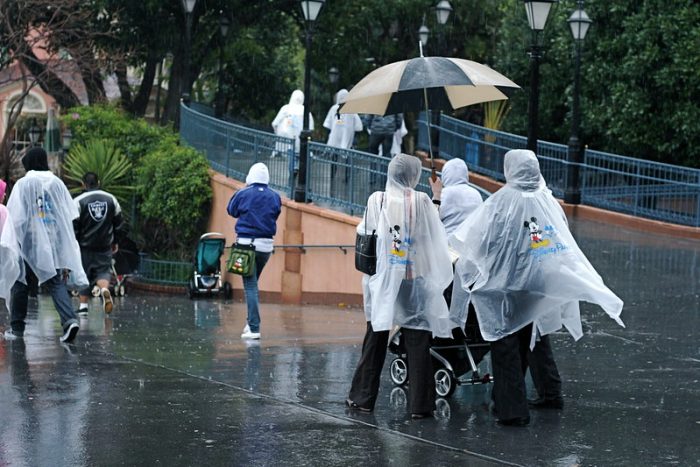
left=339, top=56, right=519, bottom=116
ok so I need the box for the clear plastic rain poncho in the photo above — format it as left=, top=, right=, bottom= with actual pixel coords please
left=323, top=89, right=363, bottom=149
left=358, top=154, right=453, bottom=338
left=449, top=150, right=624, bottom=346
left=271, top=90, right=315, bottom=154
left=0, top=201, right=21, bottom=312
left=7, top=170, right=88, bottom=288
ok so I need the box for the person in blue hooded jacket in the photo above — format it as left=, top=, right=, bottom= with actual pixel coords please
left=227, top=163, right=281, bottom=340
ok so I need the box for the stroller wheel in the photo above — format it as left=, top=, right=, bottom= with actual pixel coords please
left=390, top=358, right=408, bottom=386
left=187, top=279, right=196, bottom=300
left=434, top=368, right=456, bottom=398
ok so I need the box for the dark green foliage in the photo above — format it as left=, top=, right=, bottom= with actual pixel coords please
left=135, top=144, right=212, bottom=259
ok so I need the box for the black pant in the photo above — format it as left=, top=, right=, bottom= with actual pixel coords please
left=491, top=324, right=561, bottom=420
left=348, top=323, right=435, bottom=414
left=348, top=322, right=389, bottom=410
left=525, top=331, right=562, bottom=401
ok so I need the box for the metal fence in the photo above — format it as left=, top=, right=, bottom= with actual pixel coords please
left=420, top=113, right=700, bottom=227
left=139, top=258, right=191, bottom=285
left=181, top=104, right=488, bottom=217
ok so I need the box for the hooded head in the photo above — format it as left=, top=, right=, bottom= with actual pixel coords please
left=504, top=149, right=544, bottom=192
left=0, top=179, right=6, bottom=202
left=441, top=158, right=469, bottom=187
left=335, top=89, right=349, bottom=105
left=22, top=147, right=50, bottom=171
left=387, top=153, right=422, bottom=191
left=245, top=163, right=270, bottom=185
left=289, top=90, right=305, bottom=106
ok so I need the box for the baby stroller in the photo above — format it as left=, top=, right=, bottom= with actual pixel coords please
left=388, top=303, right=492, bottom=398
left=111, top=236, right=140, bottom=296
left=187, top=232, right=232, bottom=300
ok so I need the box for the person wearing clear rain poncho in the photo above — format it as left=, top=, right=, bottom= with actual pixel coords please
left=449, top=149, right=624, bottom=426
left=0, top=179, right=21, bottom=313
left=346, top=154, right=453, bottom=419
left=271, top=89, right=315, bottom=165
left=4, top=148, right=88, bottom=343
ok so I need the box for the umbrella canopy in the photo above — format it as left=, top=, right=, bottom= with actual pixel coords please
left=44, top=108, right=62, bottom=153
left=339, top=56, right=519, bottom=116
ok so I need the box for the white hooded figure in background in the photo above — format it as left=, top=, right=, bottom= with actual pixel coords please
left=449, top=149, right=624, bottom=344
left=271, top=89, right=314, bottom=156
left=323, top=89, right=362, bottom=149
left=439, top=158, right=483, bottom=236
left=390, top=119, right=408, bottom=156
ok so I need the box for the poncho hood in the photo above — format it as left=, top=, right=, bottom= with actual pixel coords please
left=442, top=158, right=470, bottom=187
left=289, top=90, right=304, bottom=106
left=504, top=149, right=545, bottom=192
left=245, top=163, right=270, bottom=185
left=335, top=89, right=349, bottom=105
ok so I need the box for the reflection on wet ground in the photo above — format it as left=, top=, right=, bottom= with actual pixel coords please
left=1, top=218, right=699, bottom=466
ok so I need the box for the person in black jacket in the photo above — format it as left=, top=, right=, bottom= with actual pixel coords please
left=73, top=172, right=126, bottom=315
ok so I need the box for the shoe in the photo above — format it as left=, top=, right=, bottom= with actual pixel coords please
left=242, top=324, right=250, bottom=334
left=101, top=288, right=113, bottom=314
left=497, top=416, right=530, bottom=427
left=411, top=412, right=434, bottom=420
left=345, top=399, right=372, bottom=413
left=60, top=323, right=79, bottom=343
left=528, top=397, right=564, bottom=409
left=3, top=329, right=24, bottom=340
left=241, top=330, right=261, bottom=340
left=78, top=308, right=88, bottom=317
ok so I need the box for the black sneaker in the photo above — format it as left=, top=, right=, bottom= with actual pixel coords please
left=77, top=308, right=89, bottom=317
left=60, top=323, right=79, bottom=343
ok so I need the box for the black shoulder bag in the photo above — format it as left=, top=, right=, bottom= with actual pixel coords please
left=354, top=194, right=383, bottom=275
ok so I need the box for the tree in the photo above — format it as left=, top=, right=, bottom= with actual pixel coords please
left=0, top=0, right=116, bottom=183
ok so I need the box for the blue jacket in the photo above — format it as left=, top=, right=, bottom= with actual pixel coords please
left=226, top=184, right=281, bottom=238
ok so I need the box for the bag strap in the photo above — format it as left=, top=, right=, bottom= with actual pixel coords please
left=364, top=192, right=384, bottom=236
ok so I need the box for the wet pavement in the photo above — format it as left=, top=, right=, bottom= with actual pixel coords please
left=1, top=218, right=699, bottom=466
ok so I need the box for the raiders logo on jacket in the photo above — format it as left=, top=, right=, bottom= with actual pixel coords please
left=74, top=189, right=126, bottom=251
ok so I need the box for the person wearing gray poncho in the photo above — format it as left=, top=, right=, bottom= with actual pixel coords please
left=4, top=148, right=88, bottom=343
left=449, top=149, right=624, bottom=426
left=346, top=154, right=452, bottom=419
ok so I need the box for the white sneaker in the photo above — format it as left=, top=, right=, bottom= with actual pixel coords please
left=101, top=288, right=113, bottom=314
left=242, top=324, right=250, bottom=334
left=4, top=329, right=24, bottom=340
left=241, top=330, right=261, bottom=340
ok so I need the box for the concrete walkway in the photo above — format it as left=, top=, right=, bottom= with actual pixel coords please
left=1, top=217, right=699, bottom=466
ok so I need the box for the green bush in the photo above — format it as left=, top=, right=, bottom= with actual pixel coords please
left=135, top=144, right=212, bottom=259
left=63, top=139, right=134, bottom=205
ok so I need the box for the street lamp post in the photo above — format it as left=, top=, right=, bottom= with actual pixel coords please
left=28, top=119, right=41, bottom=147
left=215, top=14, right=231, bottom=118
left=523, top=0, right=557, bottom=153
left=564, top=2, right=591, bottom=204
left=328, top=66, right=339, bottom=107
left=294, top=0, right=325, bottom=203
left=181, top=0, right=197, bottom=100
left=59, top=128, right=72, bottom=177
